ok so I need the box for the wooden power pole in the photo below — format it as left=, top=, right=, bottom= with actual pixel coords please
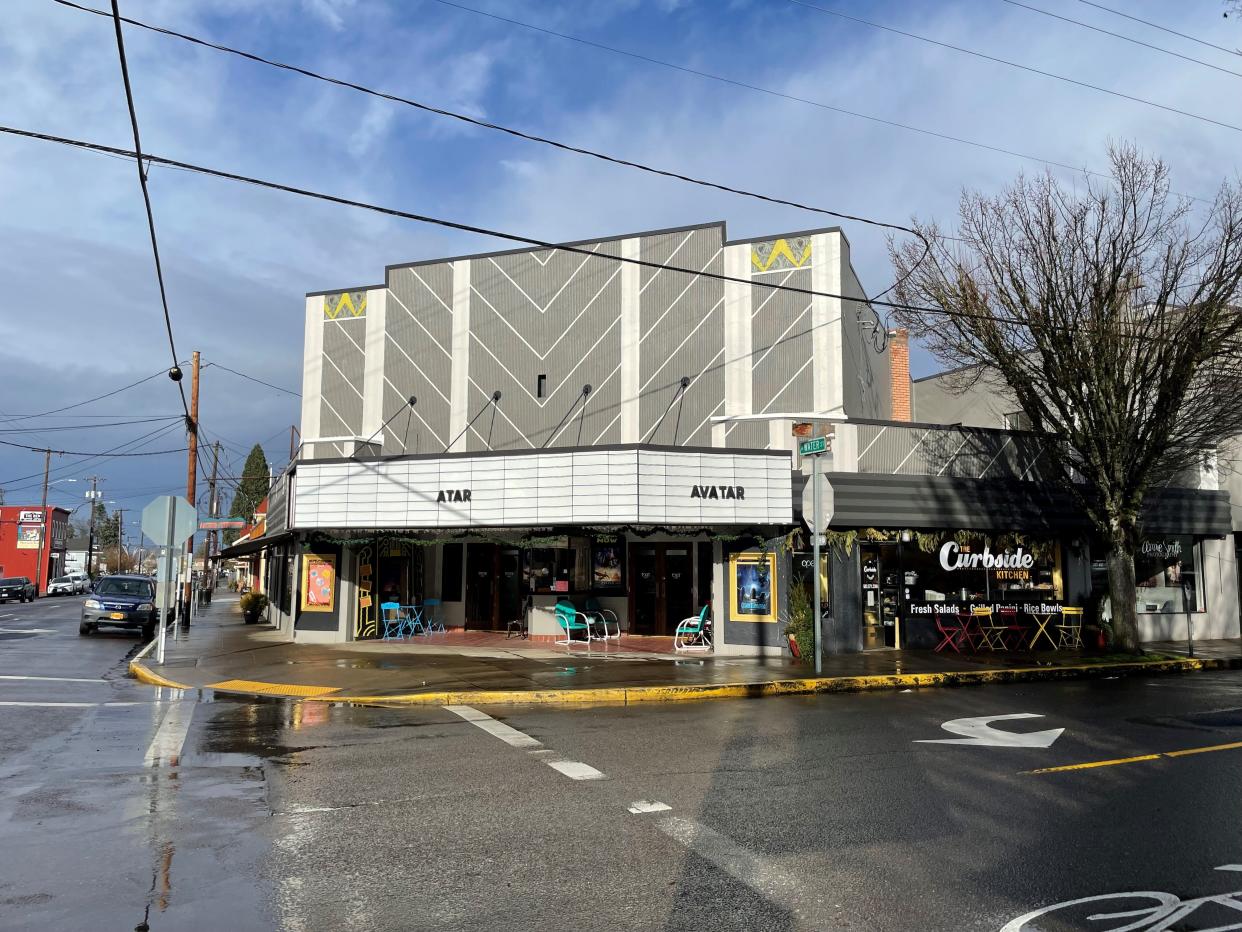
left=34, top=448, right=51, bottom=596
left=182, top=351, right=200, bottom=611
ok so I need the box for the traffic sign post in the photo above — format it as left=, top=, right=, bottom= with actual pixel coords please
left=142, top=496, right=198, bottom=664
left=798, top=436, right=832, bottom=675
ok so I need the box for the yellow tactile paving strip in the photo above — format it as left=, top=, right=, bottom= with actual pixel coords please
left=207, top=679, right=340, bottom=698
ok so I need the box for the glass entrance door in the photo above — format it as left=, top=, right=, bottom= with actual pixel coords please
left=465, top=544, right=496, bottom=629
left=629, top=544, right=694, bottom=636
left=499, top=549, right=523, bottom=625
left=632, top=547, right=659, bottom=635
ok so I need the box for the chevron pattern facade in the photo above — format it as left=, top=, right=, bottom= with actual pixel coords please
left=304, top=221, right=884, bottom=459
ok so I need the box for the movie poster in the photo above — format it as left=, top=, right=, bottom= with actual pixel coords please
left=300, top=553, right=336, bottom=613
left=729, top=552, right=777, bottom=623
left=591, top=544, right=623, bottom=589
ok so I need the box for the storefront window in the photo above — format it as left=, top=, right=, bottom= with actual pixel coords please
left=525, top=537, right=591, bottom=593
left=1134, top=536, right=1198, bottom=613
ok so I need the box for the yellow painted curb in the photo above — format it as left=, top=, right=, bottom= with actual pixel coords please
left=126, top=655, right=1233, bottom=707
left=128, top=659, right=191, bottom=690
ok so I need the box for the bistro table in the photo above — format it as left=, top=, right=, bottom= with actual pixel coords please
left=1027, top=607, right=1061, bottom=650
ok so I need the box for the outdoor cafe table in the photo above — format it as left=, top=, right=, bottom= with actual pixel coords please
left=1028, top=607, right=1061, bottom=650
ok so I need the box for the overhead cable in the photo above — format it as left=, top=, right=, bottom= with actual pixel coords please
left=786, top=0, right=1242, bottom=134
left=203, top=360, right=302, bottom=397
left=0, top=365, right=177, bottom=424
left=0, top=123, right=1220, bottom=340
left=107, top=0, right=190, bottom=416
left=50, top=0, right=932, bottom=252
left=1075, top=0, right=1242, bottom=59
left=1002, top=0, right=1242, bottom=79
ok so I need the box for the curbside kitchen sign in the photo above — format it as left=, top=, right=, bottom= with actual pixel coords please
left=939, top=541, right=1034, bottom=572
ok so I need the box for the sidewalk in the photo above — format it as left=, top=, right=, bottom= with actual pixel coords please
left=131, top=595, right=1242, bottom=705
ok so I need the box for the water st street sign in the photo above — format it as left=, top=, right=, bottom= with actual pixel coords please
left=798, top=436, right=828, bottom=457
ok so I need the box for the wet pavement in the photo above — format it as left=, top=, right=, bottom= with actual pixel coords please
left=137, top=598, right=1241, bottom=700
left=3, top=590, right=1242, bottom=929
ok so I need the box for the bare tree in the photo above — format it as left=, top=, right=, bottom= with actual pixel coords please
left=889, top=145, right=1242, bottom=652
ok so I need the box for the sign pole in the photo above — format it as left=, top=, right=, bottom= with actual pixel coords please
left=811, top=453, right=822, bottom=676
left=157, top=499, right=176, bottom=664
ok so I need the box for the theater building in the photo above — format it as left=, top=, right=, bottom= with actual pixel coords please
left=240, top=220, right=892, bottom=655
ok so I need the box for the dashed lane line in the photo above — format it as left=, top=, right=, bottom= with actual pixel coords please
left=445, top=705, right=608, bottom=780
left=444, top=704, right=542, bottom=749
left=628, top=800, right=672, bottom=814
left=0, top=675, right=108, bottom=683
left=1026, top=740, right=1242, bottom=774
left=144, top=701, right=195, bottom=767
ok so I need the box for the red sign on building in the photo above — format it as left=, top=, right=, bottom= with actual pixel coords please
left=0, top=506, right=71, bottom=593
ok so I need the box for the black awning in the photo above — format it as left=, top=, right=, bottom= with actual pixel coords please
left=219, top=531, right=292, bottom=559
left=812, top=473, right=1233, bottom=538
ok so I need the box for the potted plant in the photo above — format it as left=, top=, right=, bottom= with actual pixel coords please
left=239, top=590, right=269, bottom=624
left=784, top=581, right=814, bottom=663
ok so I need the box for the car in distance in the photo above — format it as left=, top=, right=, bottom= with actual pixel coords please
left=68, top=571, right=90, bottom=593
left=47, top=576, right=80, bottom=596
left=80, top=574, right=158, bottom=640
left=0, top=577, right=36, bottom=602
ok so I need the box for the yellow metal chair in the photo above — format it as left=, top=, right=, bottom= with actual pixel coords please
left=1056, top=606, right=1084, bottom=649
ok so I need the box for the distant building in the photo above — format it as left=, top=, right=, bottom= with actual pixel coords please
left=0, top=505, right=71, bottom=593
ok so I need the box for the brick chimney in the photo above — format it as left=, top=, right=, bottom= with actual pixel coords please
left=889, top=328, right=912, bottom=421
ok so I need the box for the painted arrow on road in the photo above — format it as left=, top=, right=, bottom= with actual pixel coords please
left=915, top=713, right=1064, bottom=748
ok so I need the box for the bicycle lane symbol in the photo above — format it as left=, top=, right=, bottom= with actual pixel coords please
left=999, top=865, right=1242, bottom=931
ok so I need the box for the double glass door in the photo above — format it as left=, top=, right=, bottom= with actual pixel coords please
left=630, top=545, right=694, bottom=636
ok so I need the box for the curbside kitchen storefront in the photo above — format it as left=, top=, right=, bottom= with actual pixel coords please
left=808, top=472, right=1237, bottom=651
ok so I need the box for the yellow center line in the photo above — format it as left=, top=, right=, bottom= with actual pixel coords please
left=1025, top=740, right=1242, bottom=775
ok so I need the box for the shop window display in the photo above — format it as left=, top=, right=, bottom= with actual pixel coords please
left=1091, top=535, right=1199, bottom=614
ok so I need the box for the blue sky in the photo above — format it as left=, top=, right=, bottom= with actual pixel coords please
left=1, top=0, right=1238, bottom=529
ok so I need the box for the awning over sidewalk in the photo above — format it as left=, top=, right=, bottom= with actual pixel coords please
left=219, top=531, right=292, bottom=559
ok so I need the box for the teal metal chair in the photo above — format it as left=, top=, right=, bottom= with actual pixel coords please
left=554, top=599, right=593, bottom=646
left=583, top=597, right=621, bottom=640
left=674, top=605, right=712, bottom=653
left=380, top=601, right=405, bottom=641
left=423, top=597, right=445, bottom=633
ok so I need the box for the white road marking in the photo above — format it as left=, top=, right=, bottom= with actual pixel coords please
left=0, top=675, right=107, bottom=683
left=445, top=705, right=543, bottom=749
left=915, top=713, right=1064, bottom=748
left=0, top=628, right=59, bottom=635
left=0, top=701, right=144, bottom=707
left=656, top=816, right=829, bottom=926
left=144, top=701, right=195, bottom=767
left=628, top=800, right=672, bottom=814
left=1218, top=864, right=1242, bottom=872
left=544, top=759, right=606, bottom=781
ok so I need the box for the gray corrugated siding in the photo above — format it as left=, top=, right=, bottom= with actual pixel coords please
left=385, top=263, right=452, bottom=453
left=468, top=241, right=623, bottom=450
left=320, top=317, right=366, bottom=455
left=855, top=423, right=1052, bottom=481
left=639, top=228, right=724, bottom=446
left=819, top=473, right=1233, bottom=536
left=266, top=474, right=289, bottom=535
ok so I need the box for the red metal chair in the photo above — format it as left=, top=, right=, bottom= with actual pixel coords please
left=957, top=610, right=983, bottom=651
left=997, top=607, right=1024, bottom=650
left=934, top=615, right=966, bottom=653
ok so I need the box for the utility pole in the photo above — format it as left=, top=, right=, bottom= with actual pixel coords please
left=115, top=507, right=124, bottom=573
left=34, top=448, right=51, bottom=596
left=85, top=476, right=100, bottom=578
left=182, top=351, right=200, bottom=617
left=207, top=440, right=220, bottom=586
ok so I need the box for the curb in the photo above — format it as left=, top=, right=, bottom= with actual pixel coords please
left=127, top=653, right=1242, bottom=706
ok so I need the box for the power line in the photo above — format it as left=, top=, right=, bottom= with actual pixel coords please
left=50, top=0, right=932, bottom=256
left=0, top=416, right=182, bottom=433
left=107, top=0, right=190, bottom=417
left=0, top=420, right=184, bottom=488
left=786, top=0, right=1242, bottom=134
left=0, top=436, right=187, bottom=457
left=202, top=361, right=301, bottom=397
left=1001, top=0, right=1242, bottom=79
left=0, top=365, right=176, bottom=423
left=1075, top=0, right=1242, bottom=59
left=418, top=0, right=1167, bottom=198
left=0, top=122, right=1223, bottom=341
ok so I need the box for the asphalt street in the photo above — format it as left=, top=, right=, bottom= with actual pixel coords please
left=2, top=595, right=1242, bottom=931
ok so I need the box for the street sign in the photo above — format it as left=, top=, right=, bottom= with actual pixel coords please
left=798, top=436, right=828, bottom=457
left=914, top=713, right=1065, bottom=748
left=142, top=496, right=198, bottom=547
left=197, top=519, right=247, bottom=530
